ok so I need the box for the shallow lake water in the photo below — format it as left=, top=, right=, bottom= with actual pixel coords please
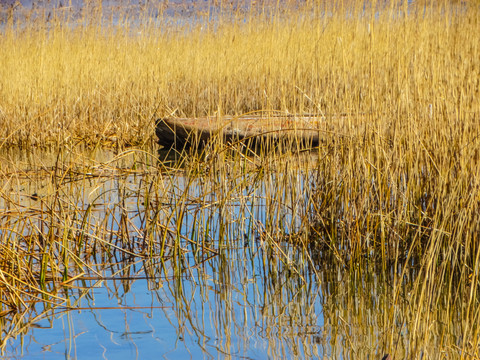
left=0, top=146, right=327, bottom=359
left=5, top=240, right=328, bottom=359
left=0, top=146, right=464, bottom=359
left=1, top=0, right=440, bottom=32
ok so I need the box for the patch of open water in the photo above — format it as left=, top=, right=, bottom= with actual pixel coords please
left=5, top=250, right=327, bottom=359
left=1, top=145, right=471, bottom=358
left=0, top=146, right=412, bottom=359
left=0, top=147, right=327, bottom=359
left=2, top=0, right=461, bottom=33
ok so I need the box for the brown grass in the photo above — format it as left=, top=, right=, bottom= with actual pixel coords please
left=0, top=1, right=478, bottom=146
left=0, top=1, right=479, bottom=358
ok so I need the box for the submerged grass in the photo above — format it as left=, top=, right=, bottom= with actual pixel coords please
left=0, top=0, right=480, bottom=358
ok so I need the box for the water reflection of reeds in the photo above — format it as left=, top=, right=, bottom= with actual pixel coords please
left=1, top=145, right=478, bottom=358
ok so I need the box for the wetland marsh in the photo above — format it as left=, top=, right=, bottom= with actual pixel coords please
left=1, top=1, right=479, bottom=359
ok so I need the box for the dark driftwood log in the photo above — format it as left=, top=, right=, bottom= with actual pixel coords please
left=155, top=116, right=321, bottom=151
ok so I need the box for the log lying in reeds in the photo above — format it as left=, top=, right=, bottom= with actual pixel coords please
left=155, top=116, right=324, bottom=151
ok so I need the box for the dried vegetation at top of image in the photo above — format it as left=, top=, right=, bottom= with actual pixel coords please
left=0, top=0, right=477, bottom=146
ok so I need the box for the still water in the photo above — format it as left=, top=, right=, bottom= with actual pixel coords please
left=0, top=146, right=409, bottom=359
left=6, top=242, right=326, bottom=359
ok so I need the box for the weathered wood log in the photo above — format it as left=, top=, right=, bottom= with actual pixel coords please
left=155, top=116, right=323, bottom=151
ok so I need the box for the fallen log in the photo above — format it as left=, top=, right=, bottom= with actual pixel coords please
left=155, top=115, right=323, bottom=151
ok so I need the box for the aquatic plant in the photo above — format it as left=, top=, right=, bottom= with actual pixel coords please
left=0, top=1, right=479, bottom=358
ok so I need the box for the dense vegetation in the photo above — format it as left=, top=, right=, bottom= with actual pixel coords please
left=0, top=1, right=479, bottom=358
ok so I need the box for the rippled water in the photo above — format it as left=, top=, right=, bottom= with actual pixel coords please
left=0, top=0, right=295, bottom=30
left=1, top=0, right=441, bottom=32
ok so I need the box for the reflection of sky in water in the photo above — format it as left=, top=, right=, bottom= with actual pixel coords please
left=1, top=149, right=328, bottom=359
left=0, top=144, right=463, bottom=358
left=15, top=263, right=325, bottom=359
left=6, top=226, right=326, bottom=359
